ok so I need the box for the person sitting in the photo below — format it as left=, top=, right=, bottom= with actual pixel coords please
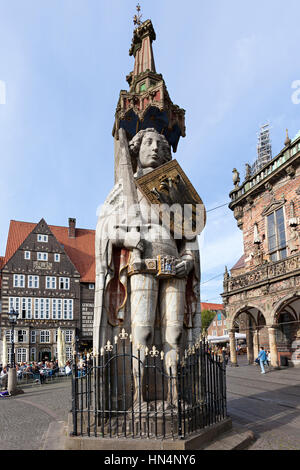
left=39, top=367, right=46, bottom=384
left=32, top=362, right=40, bottom=374
left=25, top=364, right=32, bottom=373
left=65, top=361, right=72, bottom=376
left=16, top=364, right=23, bottom=380
left=0, top=367, right=8, bottom=390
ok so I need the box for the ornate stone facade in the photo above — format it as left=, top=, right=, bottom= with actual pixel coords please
left=223, top=131, right=300, bottom=366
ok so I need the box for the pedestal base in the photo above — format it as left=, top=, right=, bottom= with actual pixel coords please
left=66, top=412, right=232, bottom=450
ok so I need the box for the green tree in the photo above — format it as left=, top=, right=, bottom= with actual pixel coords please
left=201, top=309, right=216, bottom=333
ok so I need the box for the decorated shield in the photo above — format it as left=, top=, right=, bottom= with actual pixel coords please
left=135, top=159, right=206, bottom=239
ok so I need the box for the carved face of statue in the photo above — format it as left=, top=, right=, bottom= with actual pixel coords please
left=138, top=132, right=168, bottom=169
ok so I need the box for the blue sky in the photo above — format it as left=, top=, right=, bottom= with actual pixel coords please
left=1, top=0, right=300, bottom=303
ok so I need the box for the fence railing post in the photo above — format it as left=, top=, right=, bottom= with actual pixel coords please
left=177, top=358, right=183, bottom=439
left=71, top=353, right=78, bottom=436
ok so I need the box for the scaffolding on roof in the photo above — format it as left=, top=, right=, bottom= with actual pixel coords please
left=251, top=123, right=272, bottom=175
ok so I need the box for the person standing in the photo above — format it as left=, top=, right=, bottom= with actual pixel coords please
left=222, top=346, right=228, bottom=365
left=267, top=350, right=271, bottom=367
left=257, top=347, right=267, bottom=374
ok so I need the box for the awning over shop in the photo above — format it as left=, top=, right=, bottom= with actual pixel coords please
left=207, top=333, right=246, bottom=344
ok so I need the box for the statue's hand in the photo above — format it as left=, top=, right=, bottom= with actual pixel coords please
left=175, top=258, right=193, bottom=278
left=124, top=231, right=144, bottom=252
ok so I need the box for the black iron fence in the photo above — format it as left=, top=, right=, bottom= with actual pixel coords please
left=71, top=333, right=227, bottom=440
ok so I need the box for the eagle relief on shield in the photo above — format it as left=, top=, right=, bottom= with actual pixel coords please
left=135, top=159, right=206, bottom=239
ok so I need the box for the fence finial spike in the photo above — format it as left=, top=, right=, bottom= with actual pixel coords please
left=119, top=328, right=128, bottom=340
left=150, top=345, right=159, bottom=357
left=145, top=346, right=149, bottom=356
left=100, top=347, right=104, bottom=356
left=160, top=350, right=164, bottom=360
left=114, top=335, right=118, bottom=344
left=104, top=340, right=113, bottom=352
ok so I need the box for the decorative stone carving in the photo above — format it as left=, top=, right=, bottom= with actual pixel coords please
left=265, top=182, right=273, bottom=192
left=285, top=164, right=296, bottom=179
left=232, top=168, right=240, bottom=189
left=284, top=128, right=291, bottom=147
left=253, top=243, right=263, bottom=267
left=227, top=254, right=300, bottom=294
left=233, top=205, right=243, bottom=228
left=246, top=195, right=254, bottom=206
left=245, top=163, right=251, bottom=180
left=289, top=201, right=298, bottom=226
left=223, top=266, right=230, bottom=293
left=253, top=223, right=261, bottom=244
left=261, top=284, right=270, bottom=295
left=288, top=226, right=300, bottom=254
left=262, top=196, right=286, bottom=217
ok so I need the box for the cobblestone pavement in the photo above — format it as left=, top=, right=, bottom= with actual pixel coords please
left=227, top=356, right=300, bottom=450
left=1, top=361, right=300, bottom=450
left=0, top=379, right=72, bottom=450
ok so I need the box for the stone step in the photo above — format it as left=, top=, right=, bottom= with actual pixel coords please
left=201, top=426, right=255, bottom=450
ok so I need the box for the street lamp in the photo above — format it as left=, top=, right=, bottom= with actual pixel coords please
left=7, top=309, right=23, bottom=395
left=8, top=309, right=19, bottom=368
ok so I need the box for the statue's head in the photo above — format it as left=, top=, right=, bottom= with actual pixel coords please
left=129, top=128, right=171, bottom=173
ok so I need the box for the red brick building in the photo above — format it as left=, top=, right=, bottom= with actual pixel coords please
left=222, top=129, right=300, bottom=367
left=204, top=303, right=227, bottom=338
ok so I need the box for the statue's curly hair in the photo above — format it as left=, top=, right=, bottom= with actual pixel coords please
left=128, top=128, right=172, bottom=164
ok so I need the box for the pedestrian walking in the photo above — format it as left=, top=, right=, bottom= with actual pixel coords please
left=222, top=346, right=228, bottom=365
left=267, top=350, right=271, bottom=367
left=257, top=346, right=267, bottom=374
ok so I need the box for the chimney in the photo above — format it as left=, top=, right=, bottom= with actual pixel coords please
left=68, top=218, right=76, bottom=238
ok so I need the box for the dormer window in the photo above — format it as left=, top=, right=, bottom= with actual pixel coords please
left=24, top=251, right=30, bottom=260
left=37, top=234, right=48, bottom=242
left=54, top=253, right=60, bottom=262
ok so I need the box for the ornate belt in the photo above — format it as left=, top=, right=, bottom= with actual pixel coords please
left=128, top=255, right=177, bottom=278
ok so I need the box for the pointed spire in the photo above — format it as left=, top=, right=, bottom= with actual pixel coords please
left=129, top=19, right=156, bottom=80
left=284, top=128, right=291, bottom=147
left=112, top=15, right=186, bottom=161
